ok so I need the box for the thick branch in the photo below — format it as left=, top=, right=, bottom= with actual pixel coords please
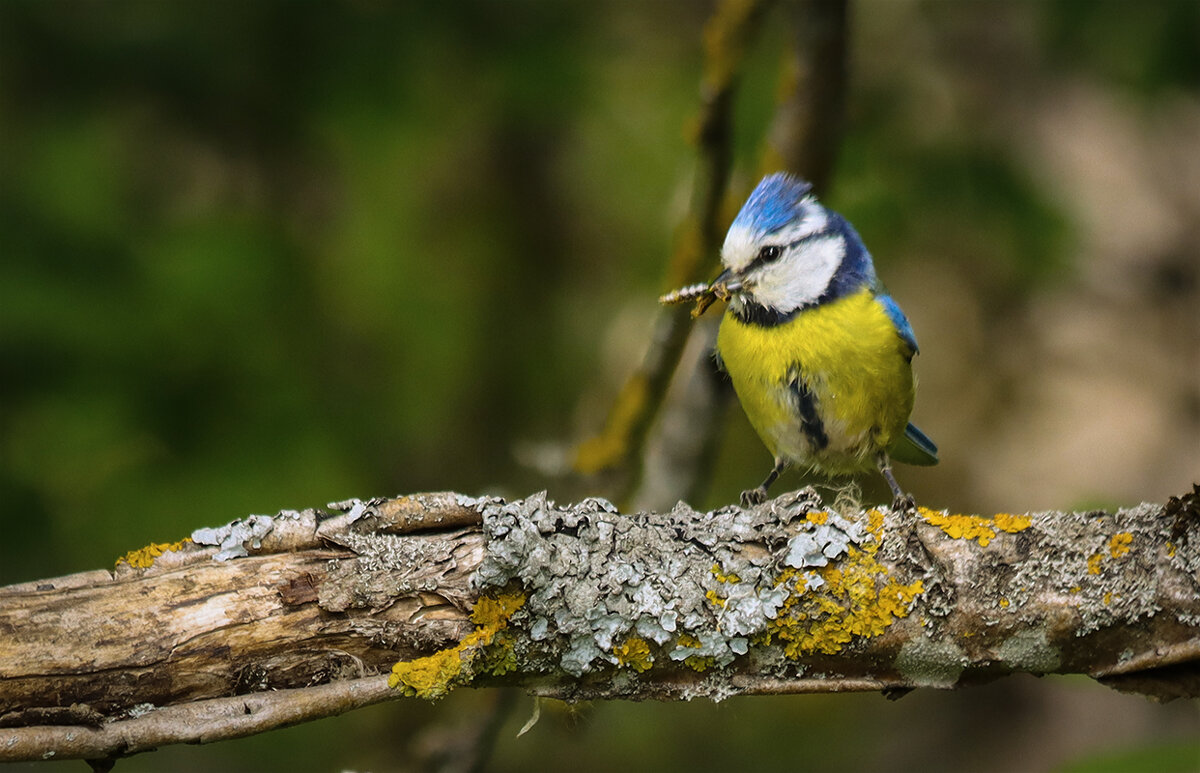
left=2, top=487, right=1198, bottom=763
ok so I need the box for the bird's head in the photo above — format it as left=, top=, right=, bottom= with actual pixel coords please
left=712, top=173, right=876, bottom=321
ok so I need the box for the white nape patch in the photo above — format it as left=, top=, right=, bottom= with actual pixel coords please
left=750, top=235, right=845, bottom=313
left=770, top=203, right=828, bottom=246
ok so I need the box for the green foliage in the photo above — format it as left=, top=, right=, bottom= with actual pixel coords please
left=1041, top=0, right=1200, bottom=96
left=838, top=135, right=1072, bottom=291
left=0, top=0, right=666, bottom=581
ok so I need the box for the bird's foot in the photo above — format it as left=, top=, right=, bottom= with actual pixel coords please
left=740, top=486, right=769, bottom=507
left=878, top=453, right=917, bottom=513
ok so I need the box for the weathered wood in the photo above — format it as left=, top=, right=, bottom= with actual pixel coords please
left=0, top=494, right=485, bottom=720
left=1, top=487, right=1197, bottom=764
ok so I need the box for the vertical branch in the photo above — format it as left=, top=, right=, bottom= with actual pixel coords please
left=573, top=0, right=773, bottom=504
left=634, top=0, right=851, bottom=510
left=762, top=0, right=848, bottom=193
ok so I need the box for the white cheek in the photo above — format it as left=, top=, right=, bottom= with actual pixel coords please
left=753, top=236, right=845, bottom=310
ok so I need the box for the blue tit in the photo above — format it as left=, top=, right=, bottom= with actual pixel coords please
left=711, top=172, right=937, bottom=508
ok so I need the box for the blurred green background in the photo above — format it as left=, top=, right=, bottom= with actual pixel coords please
left=1, top=1, right=1197, bottom=771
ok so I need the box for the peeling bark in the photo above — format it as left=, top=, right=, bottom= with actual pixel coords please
left=1, top=487, right=1198, bottom=764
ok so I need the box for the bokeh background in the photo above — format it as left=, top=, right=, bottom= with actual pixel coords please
left=2, top=1, right=1198, bottom=771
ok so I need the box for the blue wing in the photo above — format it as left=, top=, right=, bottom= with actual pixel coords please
left=891, top=422, right=938, bottom=466
left=876, top=293, right=919, bottom=355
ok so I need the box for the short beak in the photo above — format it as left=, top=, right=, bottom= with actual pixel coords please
left=710, top=268, right=743, bottom=300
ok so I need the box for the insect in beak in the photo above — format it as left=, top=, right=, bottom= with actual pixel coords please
left=659, top=269, right=745, bottom=318
left=710, top=268, right=742, bottom=298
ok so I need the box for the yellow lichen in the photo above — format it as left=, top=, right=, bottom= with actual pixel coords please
left=683, top=654, right=716, bottom=672
left=471, top=592, right=526, bottom=630
left=1167, top=542, right=1177, bottom=558
left=387, top=644, right=466, bottom=698
left=116, top=539, right=191, bottom=569
left=389, top=590, right=526, bottom=699
left=676, top=633, right=702, bottom=649
left=1109, top=532, right=1133, bottom=558
left=763, top=525, right=925, bottom=659
left=483, top=631, right=520, bottom=676
left=918, top=508, right=1033, bottom=547
left=613, top=637, right=654, bottom=672
left=1103, top=592, right=1113, bottom=605
left=806, top=511, right=830, bottom=525
left=999, top=598, right=1010, bottom=608
left=711, top=563, right=741, bottom=584
left=1087, top=553, right=1104, bottom=575
left=994, top=513, right=1033, bottom=532
left=707, top=563, right=743, bottom=609
left=1069, top=585, right=1081, bottom=594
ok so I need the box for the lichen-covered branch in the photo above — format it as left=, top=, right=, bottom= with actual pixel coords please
left=2, top=487, right=1198, bottom=763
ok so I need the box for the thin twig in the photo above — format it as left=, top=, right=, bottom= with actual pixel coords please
left=632, top=0, right=851, bottom=510
left=573, top=0, right=774, bottom=505
left=2, top=676, right=396, bottom=765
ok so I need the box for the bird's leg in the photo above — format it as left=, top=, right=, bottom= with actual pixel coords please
left=740, top=457, right=787, bottom=507
left=877, top=452, right=916, bottom=511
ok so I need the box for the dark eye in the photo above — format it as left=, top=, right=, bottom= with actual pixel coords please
left=758, top=245, right=782, bottom=263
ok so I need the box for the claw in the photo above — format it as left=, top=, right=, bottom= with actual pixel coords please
left=740, top=486, right=769, bottom=507
left=740, top=457, right=786, bottom=507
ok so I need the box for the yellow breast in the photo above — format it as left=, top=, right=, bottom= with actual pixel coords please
left=715, top=289, right=915, bottom=474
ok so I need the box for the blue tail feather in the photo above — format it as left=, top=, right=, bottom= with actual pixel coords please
left=889, top=422, right=938, bottom=466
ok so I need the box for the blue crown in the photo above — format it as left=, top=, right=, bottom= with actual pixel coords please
left=730, top=172, right=814, bottom=236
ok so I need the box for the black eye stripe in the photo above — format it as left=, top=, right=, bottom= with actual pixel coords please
left=745, top=244, right=782, bottom=273
left=744, top=229, right=835, bottom=273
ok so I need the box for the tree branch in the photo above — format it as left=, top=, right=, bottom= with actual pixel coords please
left=2, top=487, right=1198, bottom=763
left=631, top=0, right=850, bottom=511
left=572, top=0, right=771, bottom=498
left=761, top=0, right=848, bottom=193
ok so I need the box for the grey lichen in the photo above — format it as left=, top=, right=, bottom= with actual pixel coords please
left=122, top=703, right=157, bottom=720
left=191, top=507, right=319, bottom=560
left=192, top=514, right=278, bottom=560
left=472, top=488, right=869, bottom=678
left=317, top=528, right=480, bottom=613
left=453, top=493, right=491, bottom=510
left=784, top=512, right=864, bottom=568
left=895, top=634, right=967, bottom=688
left=326, top=498, right=369, bottom=524
left=995, top=628, right=1061, bottom=673
left=716, top=583, right=788, bottom=637
left=1003, top=503, right=1170, bottom=635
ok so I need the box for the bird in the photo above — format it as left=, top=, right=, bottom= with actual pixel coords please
left=708, top=172, right=937, bottom=509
